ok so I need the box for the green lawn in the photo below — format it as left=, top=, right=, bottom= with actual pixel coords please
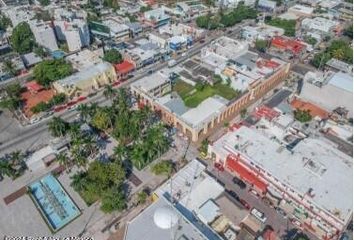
left=173, top=80, right=194, bottom=99
left=173, top=80, right=239, bottom=108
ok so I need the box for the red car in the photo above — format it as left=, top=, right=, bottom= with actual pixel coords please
left=214, top=162, right=224, bottom=172
left=77, top=96, right=87, bottom=102
left=54, top=105, right=66, bottom=112
left=112, top=81, right=121, bottom=87
left=239, top=199, right=251, bottom=210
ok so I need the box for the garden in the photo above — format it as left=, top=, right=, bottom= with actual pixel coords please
left=173, top=79, right=240, bottom=108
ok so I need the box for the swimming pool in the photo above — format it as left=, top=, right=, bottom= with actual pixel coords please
left=28, top=174, right=80, bottom=232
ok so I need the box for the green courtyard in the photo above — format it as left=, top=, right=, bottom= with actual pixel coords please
left=173, top=80, right=240, bottom=108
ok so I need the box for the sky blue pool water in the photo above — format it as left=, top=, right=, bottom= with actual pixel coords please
left=28, top=174, right=80, bottom=232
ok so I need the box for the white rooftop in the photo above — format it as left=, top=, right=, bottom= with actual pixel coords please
left=328, top=71, right=353, bottom=93
left=131, top=72, right=168, bottom=93
left=125, top=159, right=224, bottom=240
left=103, top=19, right=129, bottom=34
left=301, top=17, right=338, bottom=33
left=212, top=126, right=353, bottom=223
left=124, top=197, right=208, bottom=240
left=288, top=4, right=314, bottom=15
left=55, top=62, right=112, bottom=87
left=181, top=96, right=228, bottom=128
left=65, top=49, right=103, bottom=70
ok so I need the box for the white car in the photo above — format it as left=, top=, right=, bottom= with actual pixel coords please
left=251, top=208, right=267, bottom=223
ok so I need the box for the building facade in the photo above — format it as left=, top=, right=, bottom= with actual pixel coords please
left=207, top=125, right=352, bottom=240
left=131, top=61, right=290, bottom=142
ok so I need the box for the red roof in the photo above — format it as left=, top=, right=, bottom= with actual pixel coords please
left=291, top=98, right=329, bottom=119
left=271, top=36, right=306, bottom=55
left=25, top=81, right=43, bottom=92
left=226, top=155, right=268, bottom=193
left=115, top=60, right=135, bottom=74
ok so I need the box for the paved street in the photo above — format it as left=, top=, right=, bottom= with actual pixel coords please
left=0, top=24, right=249, bottom=155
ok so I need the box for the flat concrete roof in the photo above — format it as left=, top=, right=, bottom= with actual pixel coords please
left=328, top=72, right=353, bottom=93
left=181, top=96, right=228, bottom=128
left=212, top=126, right=353, bottom=223
left=124, top=197, right=208, bottom=240
left=131, top=72, right=168, bottom=93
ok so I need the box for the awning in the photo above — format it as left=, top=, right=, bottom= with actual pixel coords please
left=226, top=156, right=268, bottom=193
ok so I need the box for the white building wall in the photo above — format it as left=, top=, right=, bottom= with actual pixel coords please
left=30, top=21, right=58, bottom=51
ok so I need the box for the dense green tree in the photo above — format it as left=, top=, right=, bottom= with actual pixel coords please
left=91, top=107, right=114, bottom=130
left=265, top=17, right=296, bottom=36
left=47, top=117, right=69, bottom=137
left=103, top=0, right=119, bottom=9
left=33, top=59, right=73, bottom=87
left=39, top=0, right=50, bottom=6
left=294, top=109, right=312, bottom=123
left=140, top=6, right=152, bottom=13
left=0, top=14, right=11, bottom=31
left=0, top=160, right=15, bottom=178
left=312, top=40, right=353, bottom=68
left=344, top=25, right=353, bottom=39
left=103, top=49, right=123, bottom=64
left=304, top=36, right=317, bottom=46
left=103, top=85, right=117, bottom=100
left=77, top=104, right=92, bottom=122
left=101, top=186, right=126, bottom=213
left=11, top=22, right=35, bottom=54
left=4, top=60, right=17, bottom=77
left=0, top=83, right=23, bottom=111
left=137, top=191, right=148, bottom=204
left=34, top=45, right=48, bottom=57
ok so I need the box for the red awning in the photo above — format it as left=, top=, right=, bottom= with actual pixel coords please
left=115, top=61, right=135, bottom=74
left=226, top=155, right=268, bottom=193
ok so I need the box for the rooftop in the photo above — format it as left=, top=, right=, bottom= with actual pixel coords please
left=328, top=71, right=353, bottom=93
left=131, top=71, right=168, bottom=93
left=65, top=49, right=103, bottom=71
left=125, top=159, right=224, bottom=240
left=271, top=36, right=306, bottom=54
left=124, top=196, right=208, bottom=240
left=202, top=37, right=249, bottom=62
left=288, top=4, right=314, bottom=15
left=212, top=126, right=353, bottom=223
left=291, top=98, right=329, bottom=119
left=326, top=58, right=353, bottom=73
left=55, top=62, right=113, bottom=88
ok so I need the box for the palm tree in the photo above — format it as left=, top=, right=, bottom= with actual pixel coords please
left=0, top=160, right=15, bottom=178
left=68, top=122, right=81, bottom=141
left=77, top=104, right=91, bottom=122
left=4, top=60, right=17, bottom=77
left=48, top=117, right=68, bottom=137
left=114, top=144, right=126, bottom=162
left=103, top=85, right=117, bottom=100
left=56, top=152, right=70, bottom=170
left=70, top=171, right=87, bottom=192
left=332, top=48, right=345, bottom=60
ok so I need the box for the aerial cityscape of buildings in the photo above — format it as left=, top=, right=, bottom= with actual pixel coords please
left=0, top=0, right=352, bottom=240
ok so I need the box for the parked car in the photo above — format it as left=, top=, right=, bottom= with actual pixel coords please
left=226, top=190, right=239, bottom=201
left=214, top=162, right=224, bottom=172
left=251, top=208, right=267, bottom=223
left=275, top=207, right=287, bottom=219
left=249, top=189, right=260, bottom=198
left=239, top=199, right=251, bottom=210
left=232, top=176, right=247, bottom=189
left=291, top=218, right=303, bottom=230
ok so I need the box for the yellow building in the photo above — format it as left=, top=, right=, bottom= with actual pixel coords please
left=53, top=62, right=117, bottom=97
